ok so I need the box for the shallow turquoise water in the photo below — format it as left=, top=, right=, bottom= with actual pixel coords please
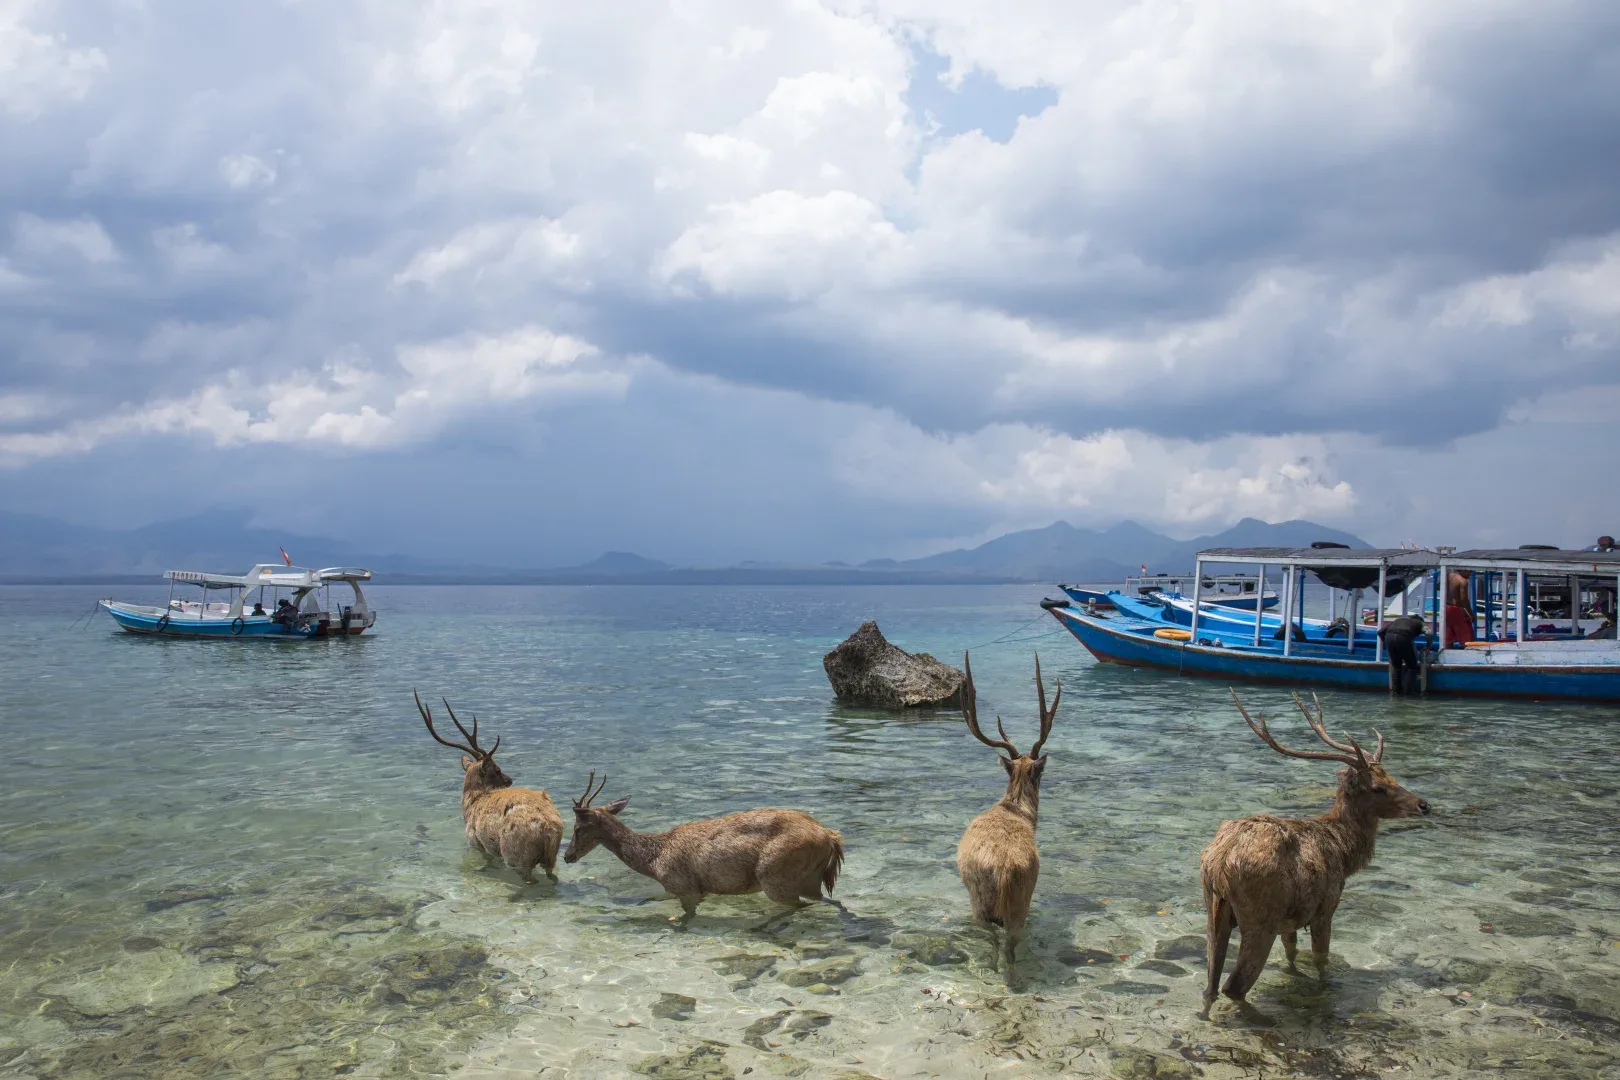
left=1, top=584, right=1618, bottom=1078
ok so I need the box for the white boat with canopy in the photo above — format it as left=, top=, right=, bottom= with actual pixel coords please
left=99, top=564, right=376, bottom=639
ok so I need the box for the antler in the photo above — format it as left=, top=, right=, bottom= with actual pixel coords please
left=417, top=689, right=477, bottom=755
left=1228, top=688, right=1367, bottom=767
left=441, top=697, right=497, bottom=758
left=1029, top=652, right=1060, bottom=758
left=1291, top=691, right=1380, bottom=764
left=962, top=651, right=1022, bottom=757
left=574, top=770, right=608, bottom=810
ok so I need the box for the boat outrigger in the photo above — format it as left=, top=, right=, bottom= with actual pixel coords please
left=99, top=564, right=376, bottom=639
left=1048, top=545, right=1620, bottom=702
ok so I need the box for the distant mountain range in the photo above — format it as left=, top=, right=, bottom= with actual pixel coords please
left=0, top=508, right=1369, bottom=584
left=863, top=517, right=1371, bottom=583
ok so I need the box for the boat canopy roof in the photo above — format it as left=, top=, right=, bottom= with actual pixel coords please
left=1443, top=549, right=1620, bottom=575
left=1196, top=547, right=1438, bottom=568
left=164, top=565, right=373, bottom=590
left=1194, top=546, right=1438, bottom=592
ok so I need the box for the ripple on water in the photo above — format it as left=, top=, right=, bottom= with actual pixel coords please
left=3, top=584, right=1620, bottom=1079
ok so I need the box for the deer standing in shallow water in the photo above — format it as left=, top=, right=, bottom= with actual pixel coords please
left=563, top=773, right=844, bottom=926
left=956, top=652, right=1058, bottom=969
left=1201, top=689, right=1430, bottom=1008
left=417, top=690, right=564, bottom=884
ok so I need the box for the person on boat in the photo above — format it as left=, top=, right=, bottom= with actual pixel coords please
left=251, top=602, right=266, bottom=616
left=1378, top=613, right=1425, bottom=693
left=1443, top=600, right=1475, bottom=648
left=272, top=598, right=297, bottom=627
left=1589, top=535, right=1616, bottom=552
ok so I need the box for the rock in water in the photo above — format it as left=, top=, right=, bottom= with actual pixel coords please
left=823, top=621, right=966, bottom=709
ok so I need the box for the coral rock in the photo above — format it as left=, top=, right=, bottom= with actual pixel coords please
left=822, top=622, right=965, bottom=709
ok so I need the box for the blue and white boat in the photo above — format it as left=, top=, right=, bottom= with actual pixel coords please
left=100, top=564, right=376, bottom=640
left=1061, top=573, right=1278, bottom=612
left=1049, top=546, right=1620, bottom=702
left=1105, top=591, right=1344, bottom=639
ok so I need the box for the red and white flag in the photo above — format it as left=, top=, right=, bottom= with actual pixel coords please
left=280, top=546, right=292, bottom=566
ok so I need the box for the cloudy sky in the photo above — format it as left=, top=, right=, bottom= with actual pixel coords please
left=2, top=0, right=1617, bottom=565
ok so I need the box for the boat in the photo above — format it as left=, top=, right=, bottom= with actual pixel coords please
left=1048, top=545, right=1620, bottom=701
left=99, top=564, right=377, bottom=639
left=1105, top=591, right=1347, bottom=640
left=1380, top=553, right=1610, bottom=636
left=1060, top=573, right=1278, bottom=612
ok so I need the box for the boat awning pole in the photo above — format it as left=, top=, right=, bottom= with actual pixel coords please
left=1374, top=564, right=1386, bottom=663
left=1438, top=562, right=1448, bottom=647
left=1488, top=571, right=1497, bottom=641
left=1189, top=557, right=1202, bottom=642
left=1281, top=565, right=1295, bottom=658
left=1516, top=568, right=1527, bottom=643
left=1253, top=564, right=1265, bottom=647
left=1348, top=588, right=1357, bottom=653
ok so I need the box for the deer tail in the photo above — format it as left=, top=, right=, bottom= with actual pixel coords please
left=820, top=833, right=844, bottom=895
left=991, top=863, right=1033, bottom=928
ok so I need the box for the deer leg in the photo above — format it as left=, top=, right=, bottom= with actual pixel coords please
left=1308, top=917, right=1332, bottom=979
left=763, top=880, right=809, bottom=907
left=675, top=895, right=701, bottom=928
left=1001, top=918, right=1023, bottom=971
left=1203, top=895, right=1235, bottom=1010
left=1222, top=928, right=1275, bottom=1001
left=1282, top=930, right=1299, bottom=973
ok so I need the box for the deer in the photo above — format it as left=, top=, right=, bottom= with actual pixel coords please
left=416, top=690, right=564, bottom=884
left=1201, top=689, right=1430, bottom=1009
left=956, top=651, right=1058, bottom=970
left=562, top=772, right=844, bottom=926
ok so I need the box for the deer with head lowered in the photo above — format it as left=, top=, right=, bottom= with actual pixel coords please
left=1201, top=689, right=1430, bottom=1009
left=956, top=652, right=1058, bottom=969
left=416, top=690, right=564, bottom=884
left=563, top=772, right=844, bottom=926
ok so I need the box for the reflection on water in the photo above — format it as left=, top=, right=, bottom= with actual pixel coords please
left=1, top=584, right=1617, bottom=1078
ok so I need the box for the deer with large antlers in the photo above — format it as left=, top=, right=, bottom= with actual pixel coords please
left=1201, top=689, right=1430, bottom=1008
left=416, top=690, right=564, bottom=884
left=956, top=652, right=1059, bottom=969
left=563, top=772, right=844, bottom=926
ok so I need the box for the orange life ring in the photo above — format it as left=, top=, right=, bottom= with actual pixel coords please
left=1154, top=628, right=1193, bottom=641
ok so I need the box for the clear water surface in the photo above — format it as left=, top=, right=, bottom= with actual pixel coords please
left=1, top=584, right=1617, bottom=1079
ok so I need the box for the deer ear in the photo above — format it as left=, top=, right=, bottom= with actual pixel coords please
left=461, top=755, right=475, bottom=770
left=1000, top=756, right=1014, bottom=775
left=604, top=796, right=630, bottom=815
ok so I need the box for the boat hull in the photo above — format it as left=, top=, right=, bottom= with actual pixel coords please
left=100, top=602, right=321, bottom=640
left=1050, top=607, right=1620, bottom=702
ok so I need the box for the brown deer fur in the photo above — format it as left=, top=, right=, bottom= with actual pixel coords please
left=955, top=652, right=1059, bottom=968
left=416, top=691, right=563, bottom=884
left=563, top=772, right=843, bottom=924
left=1201, top=690, right=1429, bottom=1006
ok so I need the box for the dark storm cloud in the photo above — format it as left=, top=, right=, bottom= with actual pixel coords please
left=2, top=0, right=1618, bottom=553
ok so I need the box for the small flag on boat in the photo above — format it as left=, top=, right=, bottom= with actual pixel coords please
left=280, top=546, right=292, bottom=566
left=1140, top=564, right=1147, bottom=575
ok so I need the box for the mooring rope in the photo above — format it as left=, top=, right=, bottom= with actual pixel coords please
left=965, top=612, right=1069, bottom=651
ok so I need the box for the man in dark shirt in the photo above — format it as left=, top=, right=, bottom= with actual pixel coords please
left=1378, top=613, right=1425, bottom=694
